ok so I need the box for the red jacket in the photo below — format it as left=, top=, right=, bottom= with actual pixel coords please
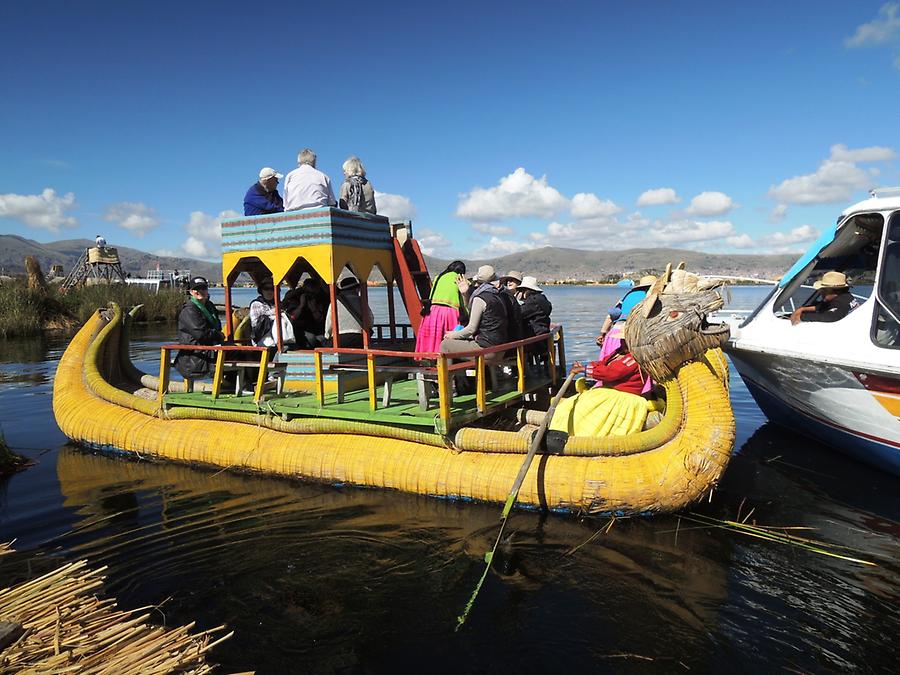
left=589, top=351, right=645, bottom=395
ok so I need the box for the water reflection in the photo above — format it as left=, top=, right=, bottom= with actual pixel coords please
left=0, top=286, right=897, bottom=672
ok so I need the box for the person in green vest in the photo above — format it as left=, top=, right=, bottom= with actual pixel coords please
left=174, top=276, right=225, bottom=379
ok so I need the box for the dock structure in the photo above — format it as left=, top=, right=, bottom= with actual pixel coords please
left=157, top=207, right=565, bottom=434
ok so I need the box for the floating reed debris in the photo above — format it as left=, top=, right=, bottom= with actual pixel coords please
left=0, top=543, right=234, bottom=673
left=673, top=513, right=878, bottom=566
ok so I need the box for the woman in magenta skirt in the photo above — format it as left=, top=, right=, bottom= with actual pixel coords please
left=415, top=261, right=468, bottom=354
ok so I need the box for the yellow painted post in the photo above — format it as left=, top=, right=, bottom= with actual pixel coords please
left=367, top=353, right=377, bottom=411
left=157, top=347, right=171, bottom=407
left=211, top=349, right=225, bottom=400
left=516, top=345, right=526, bottom=393
left=314, top=351, right=325, bottom=406
left=437, top=356, right=451, bottom=432
left=547, top=334, right=557, bottom=383
left=476, top=354, right=486, bottom=414
left=254, top=348, right=269, bottom=403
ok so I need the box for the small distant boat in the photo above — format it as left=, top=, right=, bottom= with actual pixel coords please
left=725, top=188, right=900, bottom=476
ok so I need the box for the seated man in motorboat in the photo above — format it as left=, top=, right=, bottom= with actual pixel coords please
left=324, top=276, right=374, bottom=348
left=440, top=265, right=509, bottom=361
left=789, top=271, right=860, bottom=325
left=243, top=167, right=284, bottom=216
left=174, top=276, right=225, bottom=379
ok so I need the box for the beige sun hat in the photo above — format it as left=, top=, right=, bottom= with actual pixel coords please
left=500, top=270, right=523, bottom=284
left=473, top=265, right=497, bottom=283
left=813, top=271, right=849, bottom=290
left=519, top=276, right=542, bottom=292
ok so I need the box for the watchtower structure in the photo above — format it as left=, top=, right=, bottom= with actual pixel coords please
left=60, top=246, right=127, bottom=292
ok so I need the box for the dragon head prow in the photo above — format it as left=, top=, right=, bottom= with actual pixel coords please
left=623, top=263, right=730, bottom=382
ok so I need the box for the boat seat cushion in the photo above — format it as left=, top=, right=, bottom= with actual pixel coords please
left=549, top=388, right=649, bottom=438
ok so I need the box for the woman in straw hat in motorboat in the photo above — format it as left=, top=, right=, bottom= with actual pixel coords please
left=790, top=271, right=860, bottom=325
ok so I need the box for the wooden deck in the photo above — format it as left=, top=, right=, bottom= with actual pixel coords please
left=163, top=373, right=552, bottom=434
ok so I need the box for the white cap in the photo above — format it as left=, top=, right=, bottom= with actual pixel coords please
left=259, top=167, right=283, bottom=180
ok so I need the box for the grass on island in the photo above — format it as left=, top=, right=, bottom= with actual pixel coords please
left=0, top=279, right=186, bottom=339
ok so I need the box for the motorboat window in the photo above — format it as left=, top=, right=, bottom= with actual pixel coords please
left=873, top=210, right=900, bottom=348
left=772, top=213, right=883, bottom=318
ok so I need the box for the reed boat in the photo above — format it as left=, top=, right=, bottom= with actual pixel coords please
left=726, top=188, right=900, bottom=476
left=53, top=208, right=735, bottom=514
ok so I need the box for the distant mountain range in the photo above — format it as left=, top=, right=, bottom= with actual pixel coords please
left=424, top=247, right=797, bottom=282
left=0, top=235, right=220, bottom=281
left=0, top=234, right=797, bottom=283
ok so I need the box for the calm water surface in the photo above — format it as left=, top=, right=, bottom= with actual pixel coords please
left=0, top=286, right=897, bottom=673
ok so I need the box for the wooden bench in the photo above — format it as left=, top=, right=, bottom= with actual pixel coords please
left=328, top=363, right=435, bottom=409
left=217, top=359, right=288, bottom=397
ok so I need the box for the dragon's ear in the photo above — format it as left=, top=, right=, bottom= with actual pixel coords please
left=676, top=261, right=685, bottom=271
left=642, top=271, right=668, bottom=318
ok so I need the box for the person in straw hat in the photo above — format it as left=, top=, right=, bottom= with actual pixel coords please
left=790, top=271, right=859, bottom=325
left=519, top=275, right=552, bottom=339
left=440, top=264, right=509, bottom=360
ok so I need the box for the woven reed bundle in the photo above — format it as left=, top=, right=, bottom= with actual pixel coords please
left=52, top=305, right=735, bottom=514
left=0, top=544, right=232, bottom=673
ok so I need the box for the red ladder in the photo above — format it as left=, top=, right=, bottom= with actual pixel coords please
left=391, top=229, right=431, bottom=334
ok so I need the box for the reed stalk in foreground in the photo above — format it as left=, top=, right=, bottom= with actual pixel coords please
left=0, top=543, right=233, bottom=673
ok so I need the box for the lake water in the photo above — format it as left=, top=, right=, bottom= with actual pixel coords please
left=0, top=286, right=897, bottom=673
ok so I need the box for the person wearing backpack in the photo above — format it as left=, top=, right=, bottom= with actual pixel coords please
left=338, top=156, right=377, bottom=214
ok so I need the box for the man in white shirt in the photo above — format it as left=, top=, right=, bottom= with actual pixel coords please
left=283, top=148, right=337, bottom=211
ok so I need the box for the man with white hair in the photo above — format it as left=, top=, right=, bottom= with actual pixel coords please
left=283, top=148, right=337, bottom=211
left=244, top=167, right=285, bottom=216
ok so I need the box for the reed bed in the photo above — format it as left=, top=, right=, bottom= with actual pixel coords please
left=0, top=543, right=233, bottom=673
left=0, top=279, right=184, bottom=338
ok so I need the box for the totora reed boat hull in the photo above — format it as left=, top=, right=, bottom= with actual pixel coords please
left=52, top=305, right=735, bottom=515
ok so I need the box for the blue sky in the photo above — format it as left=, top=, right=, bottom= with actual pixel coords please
left=1, top=1, right=899, bottom=261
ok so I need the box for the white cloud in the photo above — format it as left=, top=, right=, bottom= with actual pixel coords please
left=726, top=234, right=755, bottom=249
left=0, top=188, right=77, bottom=232
left=636, top=187, right=680, bottom=206
left=103, top=201, right=160, bottom=236
left=179, top=209, right=239, bottom=259
left=653, top=219, right=735, bottom=244
left=456, top=168, right=568, bottom=221
left=761, top=224, right=819, bottom=247
left=471, top=236, right=538, bottom=259
left=769, top=203, right=788, bottom=223
left=570, top=192, right=622, bottom=220
left=374, top=191, right=417, bottom=221
left=684, top=191, right=735, bottom=217
left=416, top=227, right=451, bottom=256
left=768, top=144, right=897, bottom=205
left=845, top=3, right=900, bottom=47
left=472, top=222, right=514, bottom=235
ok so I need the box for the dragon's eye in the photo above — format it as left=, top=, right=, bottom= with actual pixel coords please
left=668, top=310, right=682, bottom=319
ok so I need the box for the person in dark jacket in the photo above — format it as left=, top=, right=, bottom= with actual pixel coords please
left=518, top=276, right=552, bottom=337
left=790, top=271, right=860, bottom=324
left=440, top=265, right=508, bottom=361
left=243, top=167, right=285, bottom=216
left=174, top=276, right=225, bottom=378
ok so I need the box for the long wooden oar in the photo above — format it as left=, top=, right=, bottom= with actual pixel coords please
left=456, top=366, right=579, bottom=630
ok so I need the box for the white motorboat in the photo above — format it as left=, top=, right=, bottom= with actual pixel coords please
left=726, top=188, right=900, bottom=476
